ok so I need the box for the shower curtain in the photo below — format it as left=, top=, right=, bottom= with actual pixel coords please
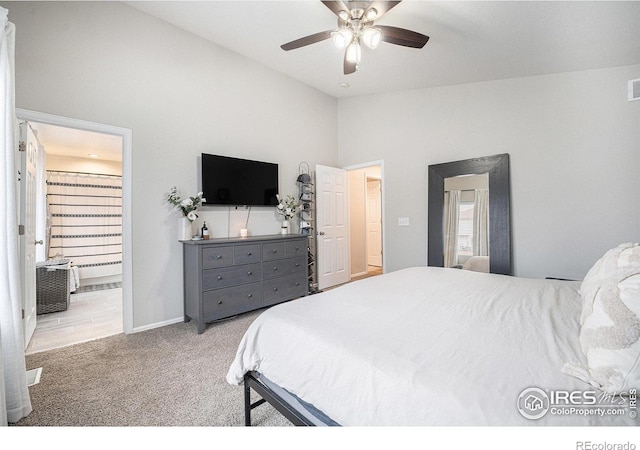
left=46, top=170, right=122, bottom=286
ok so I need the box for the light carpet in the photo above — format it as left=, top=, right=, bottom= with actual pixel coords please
left=14, top=309, right=290, bottom=427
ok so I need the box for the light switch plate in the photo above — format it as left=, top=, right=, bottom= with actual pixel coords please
left=398, top=217, right=410, bottom=226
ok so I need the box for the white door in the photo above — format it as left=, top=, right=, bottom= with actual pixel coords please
left=366, top=178, right=382, bottom=267
left=315, top=164, right=350, bottom=290
left=19, top=121, right=39, bottom=346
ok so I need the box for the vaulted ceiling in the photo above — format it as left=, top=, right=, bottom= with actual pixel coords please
left=26, top=1, right=640, bottom=160
left=126, top=1, right=640, bottom=98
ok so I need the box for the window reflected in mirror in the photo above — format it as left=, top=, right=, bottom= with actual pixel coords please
left=443, top=174, right=489, bottom=272
left=428, top=153, right=511, bottom=276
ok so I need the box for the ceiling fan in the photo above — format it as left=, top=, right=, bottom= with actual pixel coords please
left=280, top=0, right=429, bottom=75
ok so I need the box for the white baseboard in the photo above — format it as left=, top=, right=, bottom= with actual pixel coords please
left=130, top=316, right=185, bottom=334
left=26, top=367, right=42, bottom=386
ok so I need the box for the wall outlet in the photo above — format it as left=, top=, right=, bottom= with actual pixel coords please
left=398, top=217, right=410, bottom=226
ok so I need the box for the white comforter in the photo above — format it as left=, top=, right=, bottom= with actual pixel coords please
left=227, top=267, right=638, bottom=426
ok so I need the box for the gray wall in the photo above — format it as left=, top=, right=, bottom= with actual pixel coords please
left=338, top=65, right=640, bottom=279
left=4, top=1, right=338, bottom=329
left=6, top=1, right=640, bottom=330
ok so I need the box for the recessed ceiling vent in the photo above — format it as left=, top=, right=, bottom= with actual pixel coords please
left=629, top=78, right=640, bottom=102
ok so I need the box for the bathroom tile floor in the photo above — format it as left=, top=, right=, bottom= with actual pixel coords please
left=25, top=287, right=123, bottom=355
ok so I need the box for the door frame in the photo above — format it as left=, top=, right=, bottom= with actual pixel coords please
left=365, top=176, right=382, bottom=268
left=17, top=108, right=133, bottom=334
left=344, top=160, right=386, bottom=275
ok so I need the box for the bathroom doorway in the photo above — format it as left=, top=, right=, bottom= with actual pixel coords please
left=17, top=109, right=132, bottom=353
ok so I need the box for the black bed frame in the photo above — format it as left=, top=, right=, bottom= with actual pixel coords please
left=244, top=371, right=318, bottom=426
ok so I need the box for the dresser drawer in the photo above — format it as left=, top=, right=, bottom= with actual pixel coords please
left=202, top=246, right=234, bottom=269
left=262, top=256, right=305, bottom=280
left=203, top=263, right=261, bottom=290
left=262, top=241, right=285, bottom=261
left=234, top=244, right=261, bottom=265
left=285, top=239, right=306, bottom=258
left=183, top=235, right=312, bottom=334
left=263, top=275, right=307, bottom=306
left=203, top=282, right=263, bottom=320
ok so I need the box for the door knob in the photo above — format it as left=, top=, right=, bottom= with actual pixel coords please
left=34, top=240, right=43, bottom=245
left=318, top=231, right=325, bottom=236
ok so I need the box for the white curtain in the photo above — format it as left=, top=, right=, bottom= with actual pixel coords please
left=443, top=190, right=460, bottom=268
left=473, top=188, right=489, bottom=256
left=0, top=7, right=32, bottom=425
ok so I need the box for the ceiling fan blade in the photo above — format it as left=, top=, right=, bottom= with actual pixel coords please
left=321, top=1, right=350, bottom=17
left=364, top=1, right=402, bottom=21
left=281, top=30, right=333, bottom=51
left=344, top=53, right=357, bottom=75
left=377, top=25, right=429, bottom=48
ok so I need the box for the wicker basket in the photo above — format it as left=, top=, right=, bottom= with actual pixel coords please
left=36, top=261, right=70, bottom=314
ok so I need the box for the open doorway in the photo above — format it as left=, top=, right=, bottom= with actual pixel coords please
left=17, top=109, right=132, bottom=354
left=311, top=161, right=384, bottom=291
left=346, top=162, right=384, bottom=281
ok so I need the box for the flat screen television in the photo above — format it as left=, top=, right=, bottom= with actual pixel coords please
left=201, top=153, right=279, bottom=206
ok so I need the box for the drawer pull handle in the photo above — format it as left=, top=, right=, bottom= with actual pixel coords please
left=295, top=246, right=299, bottom=250
left=217, top=276, right=222, bottom=280
left=273, top=267, right=278, bottom=271
left=216, top=255, right=222, bottom=260
left=218, top=301, right=223, bottom=305
left=273, top=287, right=278, bottom=292
left=295, top=263, right=300, bottom=267
left=247, top=252, right=252, bottom=256
left=247, top=271, right=252, bottom=275
left=296, top=282, right=300, bottom=286
left=272, top=249, right=278, bottom=253
left=247, top=294, right=253, bottom=298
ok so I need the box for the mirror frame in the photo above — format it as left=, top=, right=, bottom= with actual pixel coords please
left=428, top=153, right=512, bottom=275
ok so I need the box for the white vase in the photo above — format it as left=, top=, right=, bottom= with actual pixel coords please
left=281, top=220, right=290, bottom=235
left=179, top=217, right=192, bottom=241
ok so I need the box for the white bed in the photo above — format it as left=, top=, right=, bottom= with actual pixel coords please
left=227, top=253, right=639, bottom=426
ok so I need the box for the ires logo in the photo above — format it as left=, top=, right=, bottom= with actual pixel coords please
left=517, top=387, right=633, bottom=420
left=517, top=387, right=550, bottom=420
left=549, top=390, right=598, bottom=405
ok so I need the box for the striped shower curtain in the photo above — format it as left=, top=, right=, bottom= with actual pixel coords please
left=46, top=171, right=122, bottom=285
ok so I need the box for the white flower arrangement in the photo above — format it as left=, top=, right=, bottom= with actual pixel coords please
left=275, top=193, right=298, bottom=220
left=167, top=186, right=205, bottom=223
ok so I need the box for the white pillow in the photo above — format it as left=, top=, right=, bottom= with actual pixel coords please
left=578, top=243, right=640, bottom=393
left=462, top=256, right=489, bottom=273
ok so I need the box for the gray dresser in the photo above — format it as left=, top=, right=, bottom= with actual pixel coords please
left=182, top=234, right=308, bottom=334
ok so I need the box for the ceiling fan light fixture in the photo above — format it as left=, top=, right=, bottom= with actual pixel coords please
left=280, top=0, right=429, bottom=75
left=332, top=28, right=354, bottom=49
left=346, top=41, right=361, bottom=64
left=365, top=7, right=378, bottom=21
left=351, top=8, right=365, bottom=20
left=362, top=27, right=382, bottom=49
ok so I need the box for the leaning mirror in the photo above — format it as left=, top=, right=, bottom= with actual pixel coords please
left=428, top=154, right=511, bottom=275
